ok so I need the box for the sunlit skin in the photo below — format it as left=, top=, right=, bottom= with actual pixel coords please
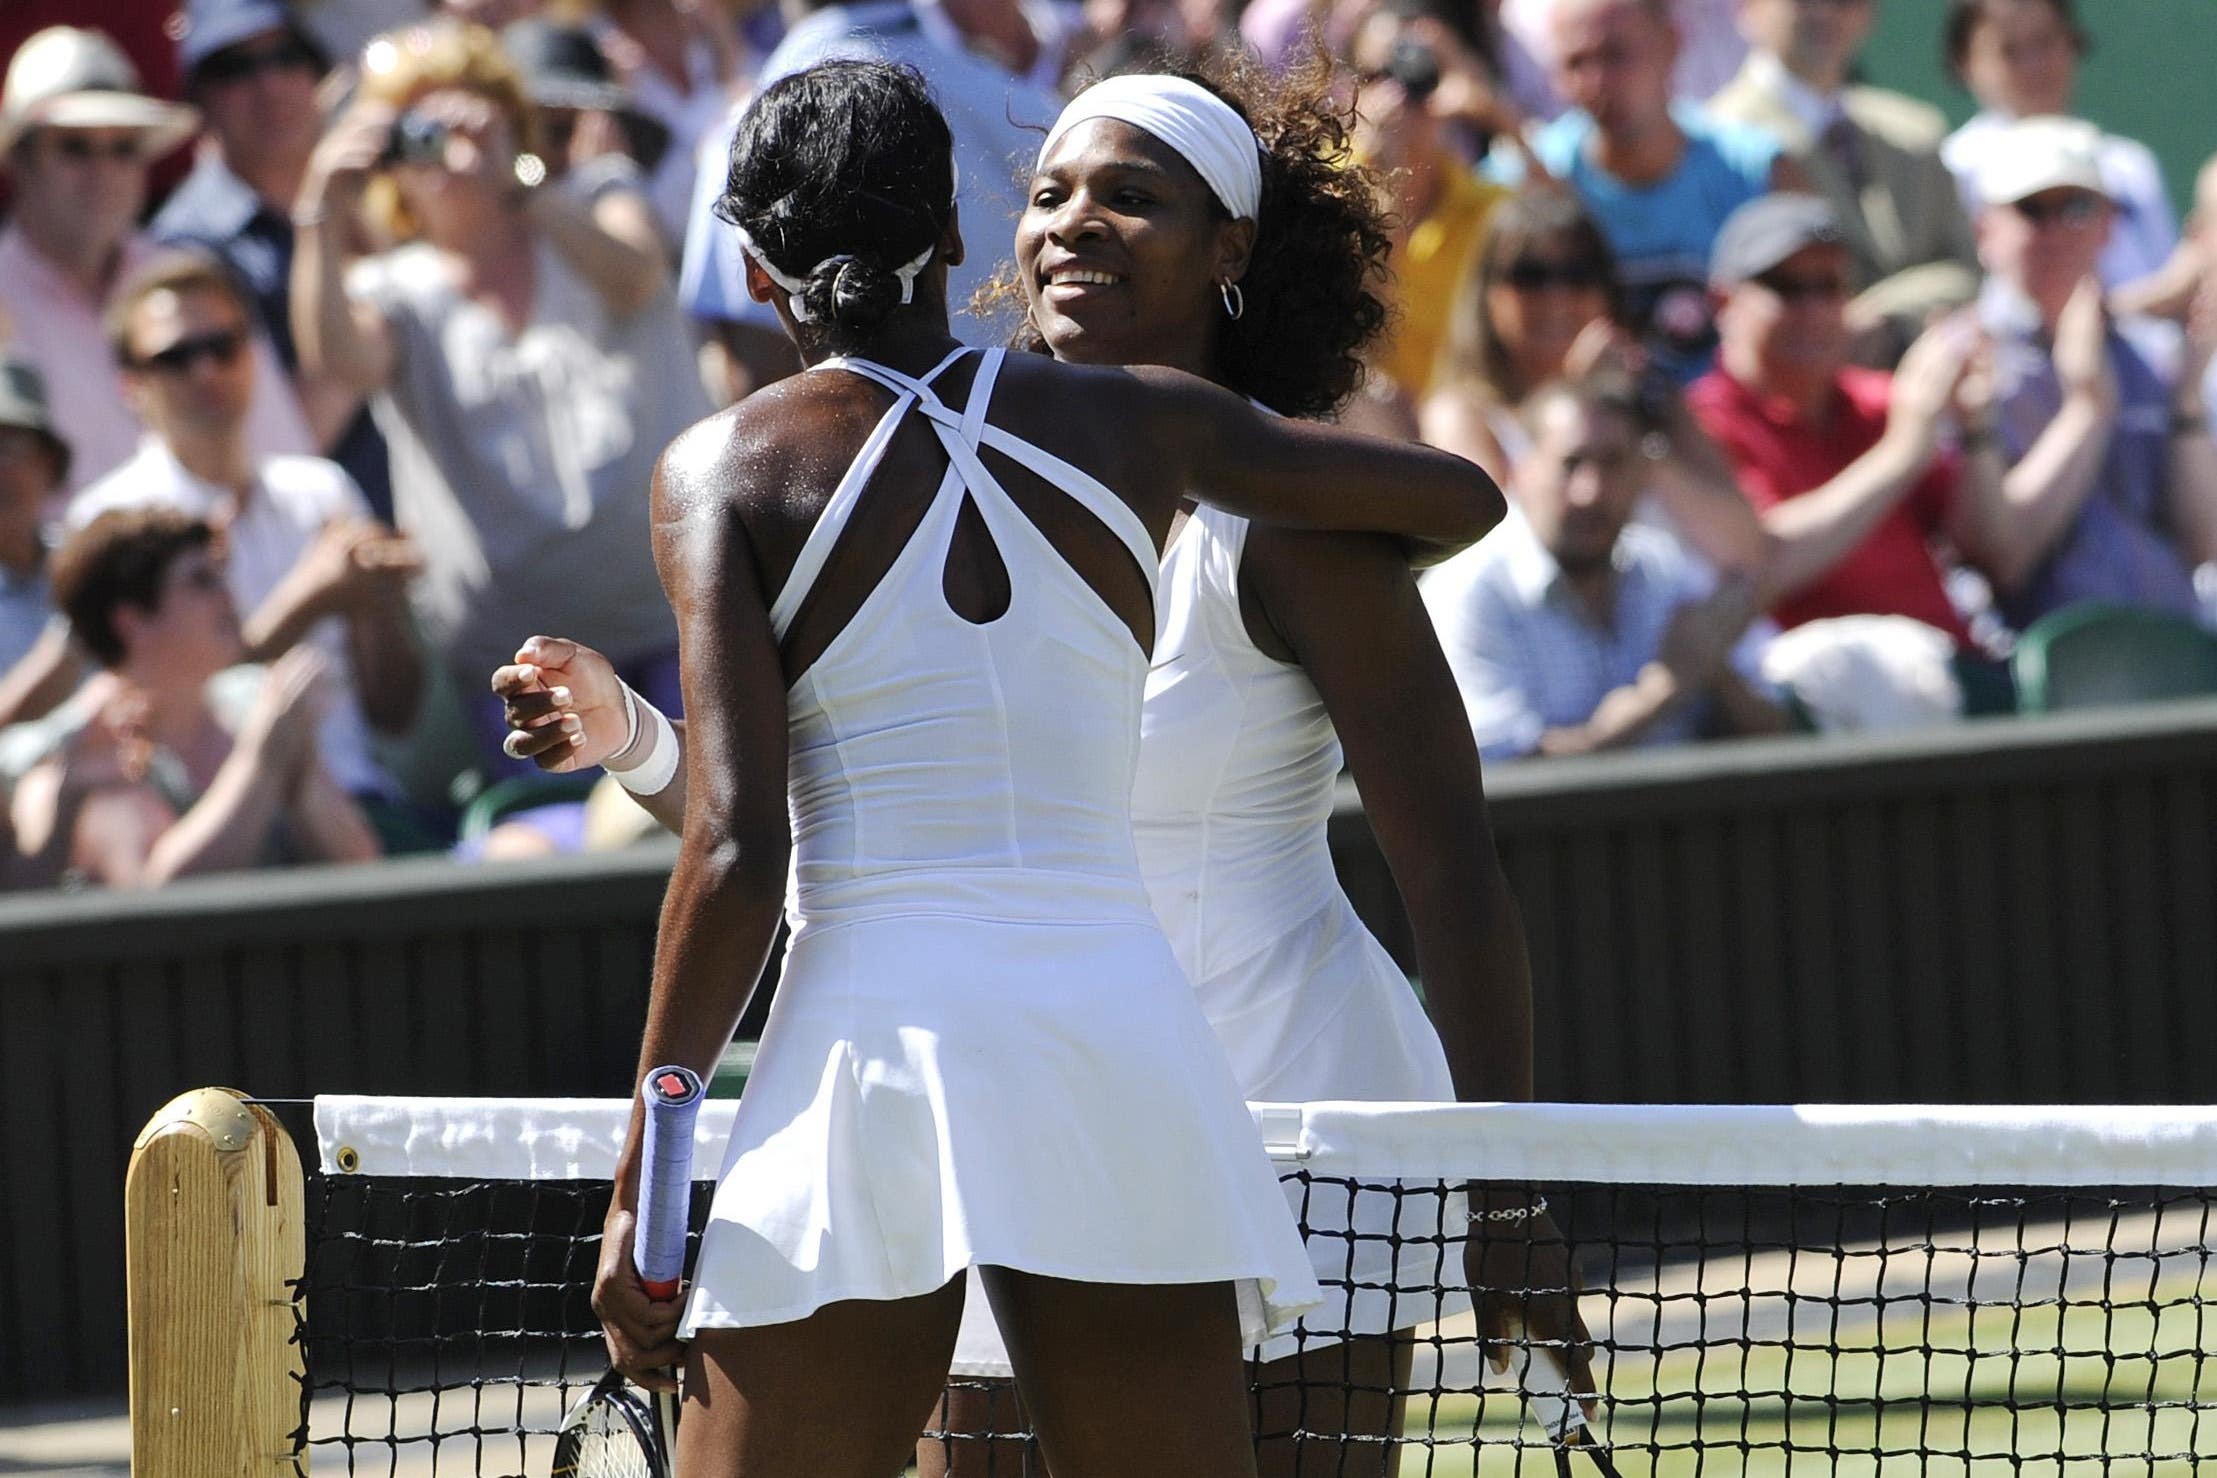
left=1015, top=118, right=1252, bottom=383
left=1736, top=0, right=1875, bottom=92
left=119, top=287, right=259, bottom=448
left=1958, top=0, right=2078, bottom=118
left=1714, top=241, right=1856, bottom=411
left=1978, top=186, right=2112, bottom=322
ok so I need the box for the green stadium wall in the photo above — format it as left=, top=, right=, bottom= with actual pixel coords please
left=1860, top=0, right=2217, bottom=217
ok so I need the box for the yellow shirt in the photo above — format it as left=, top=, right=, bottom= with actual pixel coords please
left=1377, top=168, right=1510, bottom=400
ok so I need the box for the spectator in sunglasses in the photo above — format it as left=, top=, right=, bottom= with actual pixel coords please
left=1940, top=0, right=2176, bottom=299
left=10, top=508, right=379, bottom=887
left=1706, top=0, right=1980, bottom=368
left=1424, top=191, right=1769, bottom=571
left=1686, top=193, right=2040, bottom=726
left=156, top=0, right=398, bottom=525
left=61, top=253, right=423, bottom=826
left=0, top=26, right=316, bottom=502
left=1968, top=117, right=2217, bottom=630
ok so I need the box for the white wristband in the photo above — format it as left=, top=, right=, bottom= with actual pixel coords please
left=610, top=699, right=679, bottom=796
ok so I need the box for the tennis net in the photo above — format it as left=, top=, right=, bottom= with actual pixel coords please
left=286, top=1099, right=2217, bottom=1475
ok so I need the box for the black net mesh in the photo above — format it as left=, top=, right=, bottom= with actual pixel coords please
left=291, top=1163, right=2217, bottom=1476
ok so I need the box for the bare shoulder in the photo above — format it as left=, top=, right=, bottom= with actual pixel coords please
left=653, top=374, right=900, bottom=530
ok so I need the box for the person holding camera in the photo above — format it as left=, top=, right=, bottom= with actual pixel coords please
left=1344, top=1, right=1516, bottom=413
left=1422, top=191, right=1771, bottom=573
left=291, top=20, right=708, bottom=768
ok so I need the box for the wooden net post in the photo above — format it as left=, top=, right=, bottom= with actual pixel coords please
left=126, top=1087, right=305, bottom=1477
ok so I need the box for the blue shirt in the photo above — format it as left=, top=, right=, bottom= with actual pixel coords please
left=1498, top=103, right=1777, bottom=383
left=677, top=0, right=1060, bottom=344
left=0, top=545, right=52, bottom=678
left=1983, top=281, right=2201, bottom=629
left=152, top=156, right=394, bottom=521
left=1419, top=513, right=1776, bottom=760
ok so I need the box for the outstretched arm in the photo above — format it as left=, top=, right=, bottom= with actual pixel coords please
left=595, top=429, right=789, bottom=1390
left=1134, top=366, right=1508, bottom=561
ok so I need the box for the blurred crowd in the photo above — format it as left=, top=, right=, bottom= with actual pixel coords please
left=1, top=0, right=2214, bottom=891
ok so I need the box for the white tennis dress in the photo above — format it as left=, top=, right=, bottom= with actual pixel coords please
left=679, top=349, right=1319, bottom=1347
left=953, top=502, right=1464, bottom=1373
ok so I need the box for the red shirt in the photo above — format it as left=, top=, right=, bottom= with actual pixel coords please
left=1688, top=365, right=1972, bottom=647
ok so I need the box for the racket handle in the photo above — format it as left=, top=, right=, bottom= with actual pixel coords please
left=635, top=1064, right=704, bottom=1302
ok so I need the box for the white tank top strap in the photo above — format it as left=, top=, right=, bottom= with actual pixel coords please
left=769, top=348, right=975, bottom=637
left=768, top=384, right=917, bottom=638
left=971, top=420, right=1158, bottom=580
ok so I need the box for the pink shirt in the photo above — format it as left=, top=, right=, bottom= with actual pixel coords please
left=0, top=227, right=314, bottom=507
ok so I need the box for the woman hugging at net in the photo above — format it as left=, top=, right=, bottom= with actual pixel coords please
left=503, top=53, right=1589, bottom=1478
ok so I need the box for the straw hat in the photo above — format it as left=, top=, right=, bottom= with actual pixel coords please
left=0, top=27, right=200, bottom=161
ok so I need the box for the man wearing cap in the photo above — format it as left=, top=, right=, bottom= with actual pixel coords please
left=1689, top=194, right=2014, bottom=656
left=155, top=0, right=395, bottom=523
left=0, top=25, right=315, bottom=501
left=0, top=360, right=69, bottom=680
left=1972, top=116, right=2217, bottom=629
left=1706, top=0, right=1980, bottom=365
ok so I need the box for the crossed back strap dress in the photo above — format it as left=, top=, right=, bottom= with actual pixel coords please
left=678, top=347, right=1319, bottom=1346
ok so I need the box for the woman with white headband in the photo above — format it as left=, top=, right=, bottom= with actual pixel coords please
left=503, top=57, right=1590, bottom=1475
left=578, top=59, right=1505, bottom=1478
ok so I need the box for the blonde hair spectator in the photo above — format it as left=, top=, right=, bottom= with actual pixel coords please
left=354, top=22, right=539, bottom=243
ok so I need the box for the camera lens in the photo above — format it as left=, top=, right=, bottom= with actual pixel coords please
left=385, top=112, right=450, bottom=167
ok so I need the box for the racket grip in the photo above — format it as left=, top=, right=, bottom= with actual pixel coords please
left=634, top=1065, right=704, bottom=1302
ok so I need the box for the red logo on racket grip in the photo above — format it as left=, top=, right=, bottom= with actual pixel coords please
left=654, top=1072, right=690, bottom=1099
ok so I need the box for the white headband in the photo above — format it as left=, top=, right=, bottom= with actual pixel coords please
left=736, top=161, right=961, bottom=324
left=1038, top=74, right=1262, bottom=222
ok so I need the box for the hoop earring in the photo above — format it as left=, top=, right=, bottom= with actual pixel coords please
left=1219, top=280, right=1245, bottom=320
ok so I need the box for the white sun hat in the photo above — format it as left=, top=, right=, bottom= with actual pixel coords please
left=0, top=26, right=200, bottom=161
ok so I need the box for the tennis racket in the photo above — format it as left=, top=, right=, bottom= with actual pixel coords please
left=551, top=1369, right=675, bottom=1478
left=634, top=1064, right=705, bottom=1300
left=550, top=1066, right=704, bottom=1478
left=1510, top=1326, right=1621, bottom=1478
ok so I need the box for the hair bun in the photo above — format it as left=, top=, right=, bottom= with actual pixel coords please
left=813, top=254, right=900, bottom=330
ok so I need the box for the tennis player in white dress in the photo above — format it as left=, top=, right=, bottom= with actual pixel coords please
left=583, top=60, right=1506, bottom=1478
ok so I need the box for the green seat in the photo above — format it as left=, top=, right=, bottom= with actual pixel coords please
left=2012, top=601, right=2217, bottom=714
left=456, top=771, right=602, bottom=841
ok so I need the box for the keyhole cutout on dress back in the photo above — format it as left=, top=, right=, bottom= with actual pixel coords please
left=942, top=493, right=1013, bottom=625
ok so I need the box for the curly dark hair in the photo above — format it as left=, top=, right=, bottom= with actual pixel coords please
left=715, top=61, right=956, bottom=348
left=981, top=49, right=1394, bottom=421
